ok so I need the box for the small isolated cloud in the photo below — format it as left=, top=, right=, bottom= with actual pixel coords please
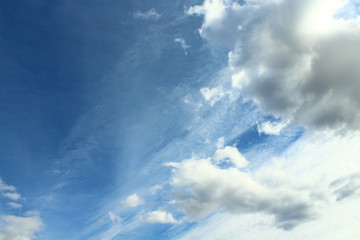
left=257, top=121, right=288, bottom=135
left=150, top=185, right=163, bottom=195
left=216, top=137, right=225, bottom=149
left=7, top=202, right=22, bottom=209
left=0, top=178, right=16, bottom=192
left=108, top=212, right=121, bottom=223
left=200, top=86, right=227, bottom=106
left=133, top=9, right=161, bottom=20
left=213, top=146, right=248, bottom=168
left=142, top=210, right=179, bottom=224
left=2, top=192, right=21, bottom=201
left=0, top=213, right=44, bottom=240
left=174, top=38, right=190, bottom=55
left=121, top=193, right=144, bottom=208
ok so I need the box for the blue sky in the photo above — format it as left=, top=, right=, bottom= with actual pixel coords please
left=0, top=0, right=360, bottom=239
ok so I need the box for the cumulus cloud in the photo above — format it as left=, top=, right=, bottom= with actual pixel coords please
left=257, top=121, right=288, bottom=135
left=133, top=9, right=161, bottom=20
left=213, top=146, right=248, bottom=168
left=189, top=0, right=360, bottom=132
left=174, top=38, right=190, bottom=55
left=172, top=133, right=360, bottom=239
left=165, top=154, right=317, bottom=229
left=0, top=213, right=44, bottom=240
left=142, top=210, right=179, bottom=224
left=121, top=193, right=144, bottom=208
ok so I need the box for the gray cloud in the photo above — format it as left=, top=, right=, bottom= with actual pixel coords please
left=166, top=156, right=317, bottom=230
left=189, top=0, right=360, bottom=133
left=331, top=173, right=360, bottom=201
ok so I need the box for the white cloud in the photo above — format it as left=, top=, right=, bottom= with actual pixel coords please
left=172, top=133, right=360, bottom=239
left=150, top=185, right=163, bottom=195
left=0, top=177, right=22, bottom=207
left=0, top=178, right=15, bottom=192
left=108, top=212, right=121, bottom=223
left=213, top=146, right=248, bottom=168
left=231, top=70, right=249, bottom=89
left=257, top=121, right=288, bottom=135
left=121, top=193, right=144, bottom=208
left=175, top=198, right=360, bottom=240
left=174, top=38, right=190, bottom=55
left=133, top=9, right=161, bottom=20
left=7, top=202, right=22, bottom=209
left=216, top=137, right=225, bottom=149
left=142, top=210, right=179, bottom=224
left=2, top=192, right=21, bottom=201
left=200, top=86, right=226, bottom=106
left=0, top=214, right=44, bottom=240
left=188, top=0, right=360, bottom=133
left=165, top=155, right=316, bottom=229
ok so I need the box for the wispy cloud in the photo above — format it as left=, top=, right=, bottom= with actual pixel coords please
left=133, top=9, right=161, bottom=20
left=7, top=202, right=22, bottom=209
left=2, top=192, right=21, bottom=201
left=174, top=38, right=190, bottom=55
left=108, top=212, right=122, bottom=223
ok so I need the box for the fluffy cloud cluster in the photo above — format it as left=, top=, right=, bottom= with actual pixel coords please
left=169, top=133, right=360, bottom=239
left=189, top=0, right=360, bottom=132
left=0, top=178, right=44, bottom=239
left=165, top=145, right=324, bottom=230
left=0, top=213, right=43, bottom=240
left=166, top=158, right=315, bottom=229
left=165, top=131, right=360, bottom=230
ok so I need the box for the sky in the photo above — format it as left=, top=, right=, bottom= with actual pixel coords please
left=0, top=0, right=359, bottom=239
